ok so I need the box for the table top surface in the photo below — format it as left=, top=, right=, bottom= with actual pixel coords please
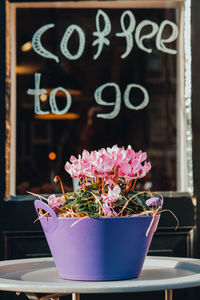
left=0, top=256, right=200, bottom=294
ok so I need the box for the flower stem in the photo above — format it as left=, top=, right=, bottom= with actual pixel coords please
left=125, top=180, right=132, bottom=193
left=114, top=166, right=119, bottom=185
left=54, top=176, right=67, bottom=202
left=102, top=177, right=105, bottom=194
left=85, top=176, right=89, bottom=186
left=131, top=179, right=137, bottom=191
left=83, top=176, right=86, bottom=192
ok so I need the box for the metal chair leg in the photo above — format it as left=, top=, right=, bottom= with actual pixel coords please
left=165, top=289, right=173, bottom=300
left=72, top=293, right=80, bottom=300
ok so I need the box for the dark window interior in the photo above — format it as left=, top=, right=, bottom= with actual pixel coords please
left=16, top=7, right=177, bottom=194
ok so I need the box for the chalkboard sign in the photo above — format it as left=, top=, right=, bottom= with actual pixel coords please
left=7, top=1, right=182, bottom=196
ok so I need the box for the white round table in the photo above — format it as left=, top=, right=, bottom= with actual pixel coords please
left=0, top=256, right=200, bottom=300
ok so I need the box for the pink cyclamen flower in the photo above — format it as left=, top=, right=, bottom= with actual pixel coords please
left=64, top=145, right=151, bottom=182
left=102, top=203, right=112, bottom=216
left=102, top=185, right=121, bottom=203
left=126, top=145, right=136, bottom=161
left=135, top=150, right=147, bottom=162
left=89, top=149, right=113, bottom=177
left=146, top=197, right=162, bottom=207
left=116, top=147, right=151, bottom=180
left=118, top=159, right=140, bottom=179
left=138, top=161, right=151, bottom=178
left=48, top=194, right=63, bottom=211
left=107, top=185, right=121, bottom=202
left=102, top=203, right=118, bottom=217
left=65, top=155, right=91, bottom=178
left=101, top=185, right=120, bottom=216
left=104, top=176, right=114, bottom=187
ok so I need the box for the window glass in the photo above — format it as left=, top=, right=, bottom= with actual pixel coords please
left=15, top=5, right=178, bottom=195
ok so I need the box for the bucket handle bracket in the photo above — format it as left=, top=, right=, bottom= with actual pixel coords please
left=34, top=200, right=58, bottom=233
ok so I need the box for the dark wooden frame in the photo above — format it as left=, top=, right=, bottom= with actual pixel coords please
left=191, top=0, right=200, bottom=258
left=0, top=0, right=5, bottom=201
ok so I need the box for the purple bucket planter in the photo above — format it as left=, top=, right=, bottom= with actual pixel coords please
left=34, top=200, right=160, bottom=281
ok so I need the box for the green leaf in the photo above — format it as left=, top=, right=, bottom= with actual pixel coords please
left=88, top=201, right=99, bottom=212
left=85, top=183, right=99, bottom=190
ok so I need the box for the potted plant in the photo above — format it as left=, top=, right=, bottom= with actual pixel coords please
left=34, top=145, right=162, bottom=281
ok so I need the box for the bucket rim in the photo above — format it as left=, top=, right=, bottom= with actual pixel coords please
left=55, top=214, right=160, bottom=220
